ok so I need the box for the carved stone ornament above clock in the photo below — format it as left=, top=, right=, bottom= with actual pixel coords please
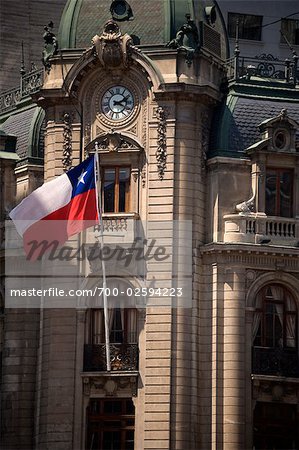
left=92, top=20, right=133, bottom=70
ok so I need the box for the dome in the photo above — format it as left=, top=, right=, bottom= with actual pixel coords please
left=58, top=0, right=228, bottom=57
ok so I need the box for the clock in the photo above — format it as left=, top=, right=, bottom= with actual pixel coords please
left=101, top=85, right=134, bottom=121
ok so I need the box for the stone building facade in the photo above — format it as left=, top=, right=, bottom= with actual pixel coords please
left=1, top=1, right=299, bottom=450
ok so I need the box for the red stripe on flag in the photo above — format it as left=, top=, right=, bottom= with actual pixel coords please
left=23, top=189, right=98, bottom=260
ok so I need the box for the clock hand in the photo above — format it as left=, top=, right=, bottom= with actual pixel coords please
left=118, top=94, right=130, bottom=103
left=113, top=99, right=127, bottom=106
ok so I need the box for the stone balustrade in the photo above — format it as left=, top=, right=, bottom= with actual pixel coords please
left=224, top=213, right=299, bottom=246
left=84, top=213, right=144, bottom=277
left=86, top=213, right=141, bottom=246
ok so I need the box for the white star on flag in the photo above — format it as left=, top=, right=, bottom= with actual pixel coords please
left=77, top=169, right=87, bottom=185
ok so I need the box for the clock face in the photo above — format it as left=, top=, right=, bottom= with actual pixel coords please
left=101, top=86, right=134, bottom=121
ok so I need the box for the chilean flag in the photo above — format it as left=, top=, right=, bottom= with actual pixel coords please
left=9, top=155, right=98, bottom=259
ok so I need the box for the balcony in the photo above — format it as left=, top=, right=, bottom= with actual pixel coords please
left=226, top=52, right=298, bottom=86
left=224, top=214, right=299, bottom=246
left=83, top=343, right=138, bottom=372
left=85, top=213, right=141, bottom=246
left=84, top=213, right=144, bottom=277
left=252, top=347, right=299, bottom=378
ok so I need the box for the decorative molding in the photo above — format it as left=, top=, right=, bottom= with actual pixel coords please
left=201, top=244, right=299, bottom=272
left=245, top=267, right=293, bottom=291
left=82, top=374, right=138, bottom=397
left=0, top=88, right=21, bottom=114
left=92, top=20, right=133, bottom=70
left=141, top=99, right=147, bottom=148
left=95, top=125, right=105, bottom=136
left=252, top=377, right=299, bottom=403
left=22, top=70, right=44, bottom=97
left=132, top=168, right=139, bottom=183
left=62, top=113, right=73, bottom=171
left=0, top=68, right=43, bottom=115
left=141, top=152, right=147, bottom=188
left=245, top=269, right=257, bottom=289
left=84, top=123, right=91, bottom=145
left=128, top=124, right=137, bottom=135
left=155, top=106, right=167, bottom=180
left=95, top=132, right=141, bottom=153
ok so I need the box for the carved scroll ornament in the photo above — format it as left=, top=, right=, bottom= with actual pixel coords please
left=92, top=20, right=133, bottom=69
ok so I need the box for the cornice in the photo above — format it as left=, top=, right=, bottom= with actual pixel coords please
left=155, top=83, right=221, bottom=104
left=207, top=156, right=251, bottom=166
left=201, top=242, right=299, bottom=255
left=229, top=80, right=299, bottom=102
left=200, top=242, right=299, bottom=270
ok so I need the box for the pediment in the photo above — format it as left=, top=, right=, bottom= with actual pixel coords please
left=258, top=109, right=299, bottom=132
left=85, top=131, right=143, bottom=154
left=253, top=109, right=299, bottom=153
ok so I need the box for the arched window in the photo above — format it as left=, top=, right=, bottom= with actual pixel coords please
left=252, top=284, right=297, bottom=349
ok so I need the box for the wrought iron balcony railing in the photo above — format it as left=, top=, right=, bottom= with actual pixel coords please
left=226, top=52, right=298, bottom=86
left=83, top=343, right=138, bottom=372
left=252, top=346, right=299, bottom=378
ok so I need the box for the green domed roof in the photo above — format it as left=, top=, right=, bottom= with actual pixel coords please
left=58, top=0, right=227, bottom=52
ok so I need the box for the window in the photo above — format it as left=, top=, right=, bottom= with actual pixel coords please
left=91, top=308, right=137, bottom=344
left=103, top=167, right=130, bottom=213
left=228, top=12, right=263, bottom=40
left=265, top=168, right=293, bottom=217
left=85, top=308, right=138, bottom=371
left=281, top=18, right=299, bottom=45
left=87, top=398, right=135, bottom=450
left=253, top=285, right=297, bottom=348
left=273, top=129, right=289, bottom=151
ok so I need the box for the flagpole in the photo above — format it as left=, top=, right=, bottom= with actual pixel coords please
left=94, top=143, right=111, bottom=372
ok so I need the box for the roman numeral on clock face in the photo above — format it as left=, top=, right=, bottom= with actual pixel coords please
left=101, top=85, right=134, bottom=121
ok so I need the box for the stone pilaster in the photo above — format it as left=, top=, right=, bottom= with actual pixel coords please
left=222, top=267, right=246, bottom=450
